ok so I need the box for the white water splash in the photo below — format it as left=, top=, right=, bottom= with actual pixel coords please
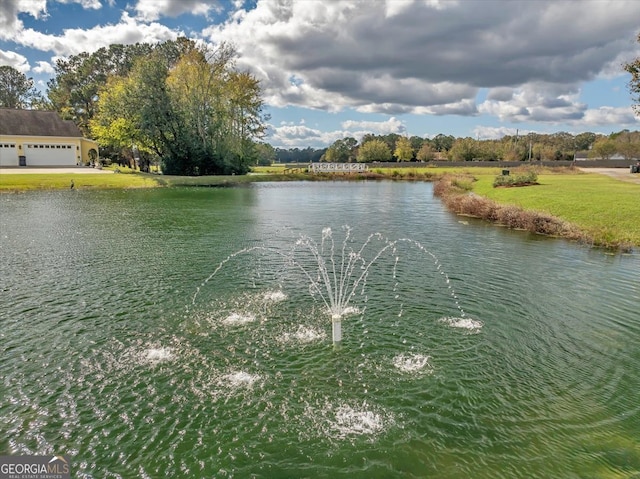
left=143, top=347, right=174, bottom=363
left=332, top=404, right=386, bottom=438
left=440, top=316, right=483, bottom=333
left=220, top=371, right=261, bottom=388
left=222, top=312, right=256, bottom=326
left=339, top=306, right=361, bottom=316
left=392, top=353, right=433, bottom=374
left=262, top=290, right=287, bottom=302
left=281, top=325, right=326, bottom=344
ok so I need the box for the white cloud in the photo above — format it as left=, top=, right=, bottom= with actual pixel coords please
left=0, top=0, right=46, bottom=40
left=268, top=122, right=334, bottom=148
left=133, top=0, right=221, bottom=22
left=33, top=60, right=54, bottom=74
left=472, top=126, right=522, bottom=140
left=479, top=83, right=587, bottom=123
left=341, top=117, right=406, bottom=135
left=581, top=106, right=639, bottom=126
left=57, top=0, right=102, bottom=9
left=0, top=49, right=30, bottom=72
left=16, top=11, right=181, bottom=56
left=204, top=0, right=640, bottom=116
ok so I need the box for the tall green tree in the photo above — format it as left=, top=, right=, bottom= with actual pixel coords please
left=588, top=138, right=617, bottom=160
left=574, top=132, right=596, bottom=151
left=394, top=136, right=414, bottom=161
left=0, top=66, right=45, bottom=109
left=255, top=142, right=276, bottom=165
left=416, top=142, right=436, bottom=161
left=92, top=42, right=266, bottom=175
left=323, top=137, right=357, bottom=162
left=409, top=135, right=424, bottom=153
left=448, top=138, right=480, bottom=161
left=432, top=133, right=455, bottom=152
left=48, top=39, right=194, bottom=136
left=165, top=44, right=266, bottom=174
left=357, top=139, right=391, bottom=163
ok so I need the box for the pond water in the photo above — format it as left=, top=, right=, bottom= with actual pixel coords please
left=1, top=181, right=638, bottom=478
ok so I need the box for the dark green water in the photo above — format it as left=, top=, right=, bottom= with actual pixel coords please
left=1, top=181, right=638, bottom=478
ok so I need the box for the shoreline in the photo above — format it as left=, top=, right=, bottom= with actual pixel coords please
left=1, top=167, right=637, bottom=251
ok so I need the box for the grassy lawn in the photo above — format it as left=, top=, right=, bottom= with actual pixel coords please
left=469, top=168, right=640, bottom=246
left=0, top=172, right=161, bottom=191
left=0, top=168, right=308, bottom=191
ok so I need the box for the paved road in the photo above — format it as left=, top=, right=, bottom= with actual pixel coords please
left=579, top=167, right=640, bottom=184
left=0, top=167, right=111, bottom=174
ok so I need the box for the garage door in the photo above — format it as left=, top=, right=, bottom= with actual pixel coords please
left=0, top=143, right=18, bottom=166
left=24, top=143, right=77, bottom=166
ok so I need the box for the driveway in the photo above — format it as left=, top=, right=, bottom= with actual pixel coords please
left=579, top=167, right=640, bottom=184
left=0, top=167, right=111, bottom=174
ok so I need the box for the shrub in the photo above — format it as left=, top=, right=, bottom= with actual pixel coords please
left=493, top=170, right=538, bottom=187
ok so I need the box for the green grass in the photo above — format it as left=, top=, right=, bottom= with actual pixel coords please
left=0, top=173, right=161, bottom=191
left=470, top=169, right=640, bottom=246
left=0, top=170, right=311, bottom=191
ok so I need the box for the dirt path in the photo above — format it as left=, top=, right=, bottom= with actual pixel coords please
left=579, top=167, right=640, bottom=184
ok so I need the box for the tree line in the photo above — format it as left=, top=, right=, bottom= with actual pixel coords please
left=273, top=130, right=640, bottom=164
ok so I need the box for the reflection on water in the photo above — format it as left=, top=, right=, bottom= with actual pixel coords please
left=0, top=183, right=639, bottom=478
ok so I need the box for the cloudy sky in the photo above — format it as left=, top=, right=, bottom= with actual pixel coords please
left=1, top=0, right=640, bottom=148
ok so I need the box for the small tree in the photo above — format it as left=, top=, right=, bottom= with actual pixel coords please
left=448, top=138, right=480, bottom=161
left=255, top=142, right=276, bottom=165
left=615, top=139, right=640, bottom=160
left=416, top=142, right=436, bottom=161
left=588, top=139, right=617, bottom=160
left=324, top=137, right=357, bottom=162
left=357, top=139, right=391, bottom=163
left=394, top=136, right=414, bottom=161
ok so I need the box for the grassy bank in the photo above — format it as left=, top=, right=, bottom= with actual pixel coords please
left=434, top=167, right=640, bottom=249
left=0, top=169, right=310, bottom=191
left=0, top=172, right=160, bottom=190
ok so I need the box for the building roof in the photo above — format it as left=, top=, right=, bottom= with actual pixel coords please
left=0, top=108, right=83, bottom=138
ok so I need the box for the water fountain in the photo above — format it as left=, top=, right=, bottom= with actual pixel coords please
left=194, top=226, right=468, bottom=344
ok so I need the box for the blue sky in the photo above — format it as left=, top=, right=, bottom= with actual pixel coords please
left=1, top=0, right=640, bottom=148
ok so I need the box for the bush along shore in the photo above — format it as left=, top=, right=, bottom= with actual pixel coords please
left=433, top=174, right=633, bottom=252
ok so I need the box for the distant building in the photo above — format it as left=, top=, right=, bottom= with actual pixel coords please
left=0, top=108, right=98, bottom=167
